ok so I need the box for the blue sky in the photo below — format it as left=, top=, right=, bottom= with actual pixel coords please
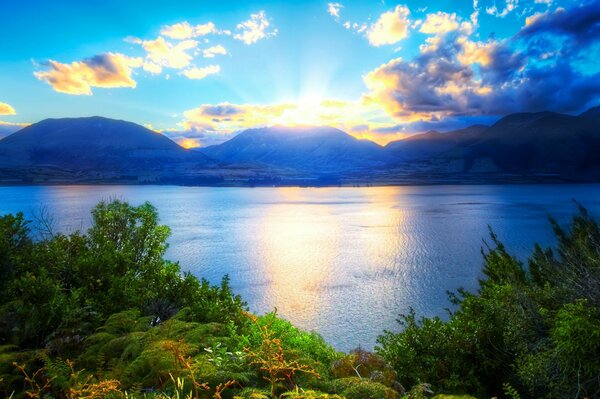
left=0, top=0, right=598, bottom=146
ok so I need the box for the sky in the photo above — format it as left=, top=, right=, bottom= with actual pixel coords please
left=0, top=0, right=598, bottom=147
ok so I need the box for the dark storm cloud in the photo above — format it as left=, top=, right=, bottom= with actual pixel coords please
left=365, top=2, right=600, bottom=120
left=518, top=1, right=600, bottom=46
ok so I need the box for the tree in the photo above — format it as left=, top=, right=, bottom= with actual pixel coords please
left=377, top=207, right=600, bottom=398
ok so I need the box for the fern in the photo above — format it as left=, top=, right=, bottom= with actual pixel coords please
left=502, top=383, right=521, bottom=399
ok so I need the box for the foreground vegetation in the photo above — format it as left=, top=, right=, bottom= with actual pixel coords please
left=0, top=200, right=598, bottom=398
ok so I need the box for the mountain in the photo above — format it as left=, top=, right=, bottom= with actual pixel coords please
left=580, top=105, right=600, bottom=121
left=0, top=107, right=598, bottom=185
left=0, top=116, right=215, bottom=171
left=0, top=116, right=223, bottom=184
left=385, top=125, right=488, bottom=161
left=199, top=126, right=392, bottom=172
left=382, top=107, right=600, bottom=177
left=448, top=110, right=600, bottom=174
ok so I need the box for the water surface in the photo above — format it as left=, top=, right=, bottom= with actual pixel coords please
left=1, top=184, right=599, bottom=351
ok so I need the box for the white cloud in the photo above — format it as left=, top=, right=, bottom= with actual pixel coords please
left=176, top=99, right=406, bottom=146
left=344, top=21, right=368, bottom=33
left=34, top=53, right=141, bottom=95
left=181, top=64, right=221, bottom=80
left=328, top=3, right=344, bottom=19
left=420, top=12, right=460, bottom=34
left=203, top=45, right=227, bottom=58
left=0, top=102, right=16, bottom=115
left=129, top=36, right=198, bottom=69
left=160, top=21, right=217, bottom=39
left=234, top=11, right=278, bottom=45
left=366, top=5, right=411, bottom=46
left=482, top=0, right=519, bottom=17
left=142, top=61, right=163, bottom=74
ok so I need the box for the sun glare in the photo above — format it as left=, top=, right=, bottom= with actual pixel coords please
left=274, top=97, right=327, bottom=126
left=178, top=138, right=201, bottom=149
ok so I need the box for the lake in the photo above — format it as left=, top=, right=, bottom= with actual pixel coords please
left=1, top=184, right=599, bottom=351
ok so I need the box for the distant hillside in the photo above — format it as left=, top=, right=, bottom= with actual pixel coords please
left=383, top=106, right=600, bottom=177
left=199, top=125, right=393, bottom=172
left=0, top=116, right=215, bottom=171
left=0, top=107, right=598, bottom=185
left=0, top=123, right=25, bottom=139
left=0, top=116, right=224, bottom=185
left=580, top=105, right=600, bottom=121
left=445, top=109, right=600, bottom=174
left=385, top=125, right=488, bottom=161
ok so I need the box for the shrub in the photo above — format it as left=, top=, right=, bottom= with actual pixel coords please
left=377, top=206, right=600, bottom=398
left=331, top=348, right=397, bottom=387
left=328, top=377, right=399, bottom=399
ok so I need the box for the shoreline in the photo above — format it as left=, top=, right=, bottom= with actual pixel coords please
left=0, top=178, right=598, bottom=188
left=0, top=170, right=598, bottom=188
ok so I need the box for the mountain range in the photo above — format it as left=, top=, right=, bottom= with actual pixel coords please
left=199, top=126, right=394, bottom=172
left=0, top=106, right=598, bottom=185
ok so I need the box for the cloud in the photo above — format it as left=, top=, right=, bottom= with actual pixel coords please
left=181, top=65, right=221, bottom=80
left=0, top=120, right=28, bottom=138
left=480, top=0, right=519, bottom=17
left=129, top=36, right=198, bottom=69
left=176, top=99, right=406, bottom=146
left=364, top=8, right=600, bottom=122
left=160, top=21, right=217, bottom=39
left=34, top=53, right=141, bottom=95
left=456, top=36, right=504, bottom=67
left=164, top=128, right=234, bottom=147
left=171, top=103, right=296, bottom=147
left=0, top=102, right=16, bottom=115
left=328, top=3, right=344, bottom=19
left=234, top=11, right=278, bottom=44
left=141, top=61, right=163, bottom=74
left=365, top=35, right=517, bottom=117
left=343, top=21, right=368, bottom=33
left=203, top=45, right=227, bottom=58
left=182, top=102, right=295, bottom=132
left=420, top=12, right=460, bottom=35
left=519, top=2, right=600, bottom=46
left=366, top=5, right=411, bottom=46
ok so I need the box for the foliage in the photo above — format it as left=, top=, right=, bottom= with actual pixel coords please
left=234, top=388, right=272, bottom=399
left=404, top=383, right=433, bottom=399
left=0, top=200, right=247, bottom=397
left=76, top=309, right=253, bottom=390
left=330, top=348, right=397, bottom=387
left=280, top=388, right=345, bottom=399
left=0, top=200, right=246, bottom=354
left=7, top=198, right=599, bottom=399
left=0, top=200, right=346, bottom=399
left=327, top=377, right=398, bottom=399
left=430, top=396, right=476, bottom=399
left=376, top=206, right=600, bottom=398
left=502, top=383, right=521, bottom=399
left=432, top=394, right=477, bottom=399
left=243, top=311, right=321, bottom=399
left=238, top=311, right=341, bottom=378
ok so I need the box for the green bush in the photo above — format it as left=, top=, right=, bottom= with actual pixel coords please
left=328, top=377, right=398, bottom=399
left=235, top=387, right=272, bottom=399
left=330, top=348, right=397, bottom=387
left=280, top=388, right=345, bottom=399
left=0, top=200, right=249, bottom=397
left=377, top=206, right=600, bottom=398
left=238, top=311, right=342, bottom=378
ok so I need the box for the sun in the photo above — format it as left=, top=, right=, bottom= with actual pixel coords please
left=178, top=138, right=201, bottom=149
